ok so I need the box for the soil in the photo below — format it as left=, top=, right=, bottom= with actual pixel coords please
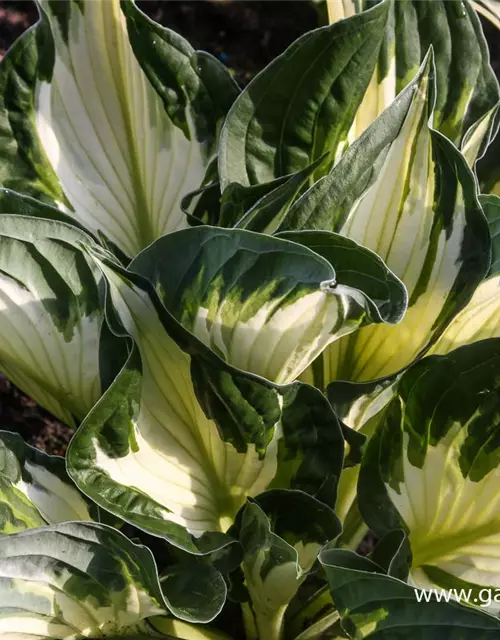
left=0, top=0, right=499, bottom=456
left=0, top=1, right=320, bottom=84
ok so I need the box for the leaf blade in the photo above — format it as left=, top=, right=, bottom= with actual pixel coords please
left=67, top=233, right=345, bottom=550
left=219, top=0, right=390, bottom=188
left=320, top=547, right=500, bottom=638
left=358, top=339, right=500, bottom=605
left=0, top=522, right=167, bottom=637
left=0, top=215, right=115, bottom=425
left=0, top=430, right=92, bottom=533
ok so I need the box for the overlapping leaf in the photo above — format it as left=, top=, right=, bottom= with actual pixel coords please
left=68, top=227, right=361, bottom=553
left=237, top=495, right=339, bottom=640
left=320, top=548, right=500, bottom=638
left=219, top=0, right=390, bottom=189
left=429, top=275, right=500, bottom=355
left=429, top=195, right=500, bottom=355
left=130, top=227, right=406, bottom=385
left=66, top=223, right=406, bottom=555
left=287, top=54, right=490, bottom=391
left=327, top=0, right=499, bottom=160
left=428, top=196, right=500, bottom=355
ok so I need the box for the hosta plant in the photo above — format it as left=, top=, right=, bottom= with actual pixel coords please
left=1, top=0, right=500, bottom=639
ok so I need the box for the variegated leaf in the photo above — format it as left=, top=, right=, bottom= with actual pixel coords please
left=219, top=0, right=390, bottom=189
left=290, top=55, right=490, bottom=388
left=359, top=339, right=500, bottom=608
left=0, top=215, right=120, bottom=426
left=0, top=430, right=92, bottom=534
left=320, top=548, right=500, bottom=638
left=0, top=522, right=167, bottom=638
left=327, top=0, right=499, bottom=162
left=428, top=197, right=500, bottom=355
left=238, top=495, right=339, bottom=640
left=130, top=227, right=406, bottom=385
left=67, top=231, right=348, bottom=551
left=429, top=276, right=500, bottom=355
left=0, top=0, right=237, bottom=257
left=0, top=473, right=45, bottom=534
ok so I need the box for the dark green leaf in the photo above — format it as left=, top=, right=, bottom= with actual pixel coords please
left=219, top=1, right=390, bottom=188
left=480, top=194, right=500, bottom=276
left=320, top=548, right=500, bottom=638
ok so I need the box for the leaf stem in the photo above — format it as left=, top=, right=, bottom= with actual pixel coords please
left=335, top=465, right=360, bottom=524
left=336, top=499, right=369, bottom=551
left=293, top=610, right=341, bottom=640
left=286, top=584, right=340, bottom=640
left=326, top=0, right=348, bottom=24
left=242, top=581, right=291, bottom=640
left=241, top=602, right=259, bottom=640
left=149, top=616, right=233, bottom=639
left=254, top=606, right=288, bottom=640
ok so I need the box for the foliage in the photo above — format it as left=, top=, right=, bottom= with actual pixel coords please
left=0, top=0, right=499, bottom=638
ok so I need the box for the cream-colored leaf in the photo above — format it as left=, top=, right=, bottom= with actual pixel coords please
left=36, top=0, right=205, bottom=256
left=90, top=264, right=278, bottom=535
left=430, top=276, right=500, bottom=355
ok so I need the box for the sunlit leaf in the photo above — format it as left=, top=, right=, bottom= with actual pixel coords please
left=0, top=216, right=122, bottom=425
left=288, top=54, right=489, bottom=388
left=0, top=430, right=92, bottom=533
left=0, top=0, right=237, bottom=257
left=68, top=229, right=353, bottom=552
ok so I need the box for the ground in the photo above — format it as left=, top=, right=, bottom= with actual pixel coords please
left=0, top=0, right=498, bottom=454
left=0, top=1, right=320, bottom=85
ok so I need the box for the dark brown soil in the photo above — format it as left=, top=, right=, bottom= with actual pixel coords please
left=0, top=2, right=36, bottom=58
left=0, top=0, right=499, bottom=455
left=0, top=376, right=72, bottom=455
left=0, top=1, right=320, bottom=84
